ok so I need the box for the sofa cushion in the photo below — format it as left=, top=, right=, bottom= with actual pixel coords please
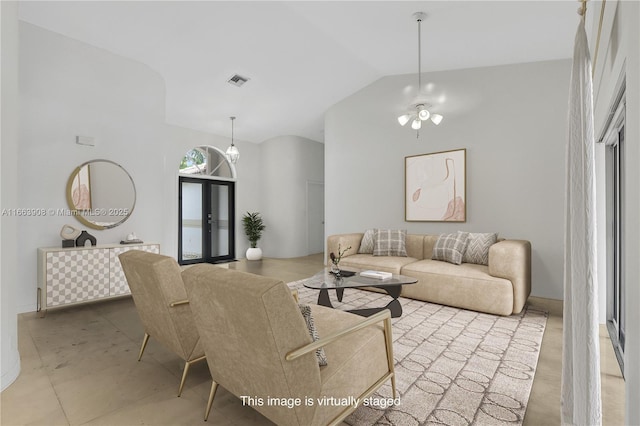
left=358, top=229, right=376, bottom=254
left=405, top=234, right=425, bottom=260
left=423, top=235, right=439, bottom=259
left=340, top=254, right=418, bottom=275
left=400, top=260, right=514, bottom=316
left=373, top=229, right=407, bottom=257
left=463, top=232, right=498, bottom=265
left=298, top=304, right=327, bottom=366
left=432, top=231, right=469, bottom=265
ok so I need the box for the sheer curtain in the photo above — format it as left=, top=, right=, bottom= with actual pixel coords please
left=561, top=14, right=602, bottom=426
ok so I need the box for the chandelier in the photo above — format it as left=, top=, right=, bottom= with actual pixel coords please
left=397, top=12, right=443, bottom=134
left=225, top=116, right=240, bottom=164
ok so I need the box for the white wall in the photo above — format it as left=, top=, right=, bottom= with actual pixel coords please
left=325, top=60, right=571, bottom=300
left=1, top=0, right=21, bottom=391
left=18, top=23, right=170, bottom=313
left=590, top=1, right=640, bottom=423
left=17, top=23, right=312, bottom=313
left=261, top=135, right=324, bottom=258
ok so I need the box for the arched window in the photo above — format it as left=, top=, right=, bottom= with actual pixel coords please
left=179, top=146, right=236, bottom=179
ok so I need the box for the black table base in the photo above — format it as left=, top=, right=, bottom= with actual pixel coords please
left=316, top=285, right=403, bottom=318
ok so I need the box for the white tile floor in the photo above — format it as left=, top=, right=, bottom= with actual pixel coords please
left=1, top=254, right=625, bottom=425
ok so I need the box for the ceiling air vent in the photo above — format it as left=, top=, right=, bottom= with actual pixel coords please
left=227, top=74, right=250, bottom=87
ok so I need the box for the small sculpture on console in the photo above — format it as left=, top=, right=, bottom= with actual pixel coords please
left=75, top=230, right=97, bottom=247
left=60, top=224, right=81, bottom=248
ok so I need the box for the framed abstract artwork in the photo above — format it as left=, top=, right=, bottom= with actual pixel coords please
left=405, top=148, right=466, bottom=222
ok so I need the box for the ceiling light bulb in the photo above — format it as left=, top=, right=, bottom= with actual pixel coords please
left=418, top=107, right=430, bottom=121
left=411, top=118, right=422, bottom=130
left=225, top=144, right=240, bottom=164
left=430, top=114, right=443, bottom=125
left=397, top=114, right=412, bottom=126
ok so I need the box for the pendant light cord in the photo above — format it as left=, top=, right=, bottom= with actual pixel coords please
left=417, top=16, right=422, bottom=138
left=417, top=16, right=422, bottom=94
left=230, top=116, right=235, bottom=146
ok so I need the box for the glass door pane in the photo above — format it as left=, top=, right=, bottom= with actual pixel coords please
left=210, top=184, right=230, bottom=257
left=181, top=181, right=203, bottom=262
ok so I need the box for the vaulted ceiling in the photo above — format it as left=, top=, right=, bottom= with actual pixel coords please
left=18, top=1, right=586, bottom=143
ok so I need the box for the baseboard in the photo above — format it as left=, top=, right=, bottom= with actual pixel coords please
left=1, top=350, right=21, bottom=391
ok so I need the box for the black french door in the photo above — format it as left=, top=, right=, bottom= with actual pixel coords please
left=178, top=176, right=235, bottom=265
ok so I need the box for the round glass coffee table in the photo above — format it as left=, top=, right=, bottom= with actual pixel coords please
left=303, top=268, right=417, bottom=318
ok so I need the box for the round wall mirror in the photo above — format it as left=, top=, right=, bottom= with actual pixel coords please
left=66, top=159, right=136, bottom=230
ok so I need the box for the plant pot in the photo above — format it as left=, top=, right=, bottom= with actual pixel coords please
left=246, top=247, right=263, bottom=261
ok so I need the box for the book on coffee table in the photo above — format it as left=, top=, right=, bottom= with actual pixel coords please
left=360, top=270, right=393, bottom=280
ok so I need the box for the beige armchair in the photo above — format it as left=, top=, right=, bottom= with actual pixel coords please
left=119, top=250, right=205, bottom=396
left=182, top=264, right=395, bottom=425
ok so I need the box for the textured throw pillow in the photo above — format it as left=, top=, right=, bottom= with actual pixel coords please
left=298, top=304, right=327, bottom=366
left=373, top=229, right=408, bottom=257
left=358, top=229, right=376, bottom=254
left=432, top=231, right=470, bottom=265
left=463, top=233, right=498, bottom=265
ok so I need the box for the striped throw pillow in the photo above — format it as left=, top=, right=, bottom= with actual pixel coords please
left=373, top=229, right=407, bottom=257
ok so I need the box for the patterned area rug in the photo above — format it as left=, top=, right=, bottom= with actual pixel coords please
left=288, top=278, right=548, bottom=426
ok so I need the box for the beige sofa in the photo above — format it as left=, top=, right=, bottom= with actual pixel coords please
left=327, top=233, right=531, bottom=316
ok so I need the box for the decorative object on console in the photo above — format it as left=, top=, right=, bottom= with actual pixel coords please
left=373, top=229, right=407, bottom=257
left=242, top=211, right=265, bottom=260
left=432, top=231, right=470, bottom=265
left=225, top=116, right=240, bottom=164
left=75, top=230, right=97, bottom=247
left=60, top=224, right=81, bottom=248
left=120, top=232, right=143, bottom=245
left=405, top=149, right=466, bottom=222
left=396, top=12, right=444, bottom=137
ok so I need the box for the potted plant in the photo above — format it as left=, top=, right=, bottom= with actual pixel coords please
left=242, top=211, right=266, bottom=260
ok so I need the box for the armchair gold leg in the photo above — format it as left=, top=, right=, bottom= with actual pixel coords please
left=138, top=333, right=150, bottom=361
left=383, top=317, right=397, bottom=398
left=177, top=361, right=191, bottom=397
left=178, top=355, right=206, bottom=397
left=204, top=380, right=219, bottom=421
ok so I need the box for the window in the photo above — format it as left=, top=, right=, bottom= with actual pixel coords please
left=179, top=146, right=235, bottom=178
left=604, top=91, right=625, bottom=374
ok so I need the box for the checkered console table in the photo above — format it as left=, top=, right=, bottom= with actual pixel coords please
left=37, top=243, right=159, bottom=314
